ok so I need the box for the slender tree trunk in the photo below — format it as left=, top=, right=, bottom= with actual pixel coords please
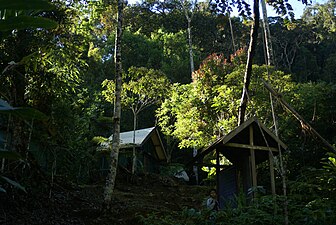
left=228, top=13, right=236, bottom=53
left=103, top=0, right=124, bottom=210
left=132, top=112, right=137, bottom=174
left=261, top=3, right=289, bottom=224
left=238, top=0, right=260, bottom=125
left=187, top=17, right=195, bottom=73
left=180, top=0, right=197, bottom=75
left=260, top=0, right=273, bottom=66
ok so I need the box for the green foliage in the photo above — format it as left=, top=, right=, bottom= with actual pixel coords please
left=286, top=161, right=336, bottom=224
left=152, top=29, right=195, bottom=83
left=160, top=163, right=186, bottom=176
left=0, top=99, right=48, bottom=121
left=0, top=0, right=54, bottom=10
left=92, top=136, right=109, bottom=145
left=284, top=82, right=336, bottom=169
left=140, top=188, right=336, bottom=225
left=122, top=31, right=164, bottom=70
left=0, top=124, right=26, bottom=193
left=209, top=0, right=308, bottom=18
left=0, top=175, right=27, bottom=193
left=102, top=66, right=171, bottom=115
left=0, top=0, right=105, bottom=185
left=269, top=1, right=336, bottom=82
left=0, top=0, right=57, bottom=31
left=0, top=0, right=334, bottom=204
left=0, top=150, right=22, bottom=160
left=157, top=51, right=294, bottom=149
left=0, top=16, right=57, bottom=31
left=302, top=0, right=336, bottom=38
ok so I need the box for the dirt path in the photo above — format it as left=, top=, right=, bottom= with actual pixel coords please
left=1, top=174, right=209, bottom=225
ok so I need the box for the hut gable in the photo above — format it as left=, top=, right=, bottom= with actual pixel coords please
left=196, top=117, right=286, bottom=164
left=190, top=117, right=287, bottom=208
left=117, top=127, right=167, bottom=161
left=99, top=127, right=167, bottom=174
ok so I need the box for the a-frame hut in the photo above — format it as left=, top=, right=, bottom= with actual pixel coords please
left=99, top=127, right=167, bottom=174
left=191, top=117, right=287, bottom=207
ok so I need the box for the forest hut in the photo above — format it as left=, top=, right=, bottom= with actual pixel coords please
left=190, top=117, right=287, bottom=208
left=99, top=127, right=167, bottom=174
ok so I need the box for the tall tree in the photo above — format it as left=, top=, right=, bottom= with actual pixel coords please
left=103, top=0, right=125, bottom=209
left=237, top=0, right=260, bottom=125
left=179, top=0, right=197, bottom=74
left=102, top=67, right=170, bottom=174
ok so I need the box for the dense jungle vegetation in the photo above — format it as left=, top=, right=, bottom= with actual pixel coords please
left=0, top=0, right=336, bottom=224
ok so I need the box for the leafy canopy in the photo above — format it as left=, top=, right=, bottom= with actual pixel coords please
left=102, top=66, right=171, bottom=114
left=157, top=50, right=294, bottom=149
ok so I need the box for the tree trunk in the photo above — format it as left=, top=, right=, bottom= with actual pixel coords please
left=180, top=0, right=197, bottom=75
left=187, top=17, right=195, bottom=73
left=103, top=0, right=124, bottom=210
left=261, top=4, right=289, bottom=225
left=238, top=0, right=260, bottom=125
left=228, top=14, right=236, bottom=53
left=260, top=0, right=273, bottom=66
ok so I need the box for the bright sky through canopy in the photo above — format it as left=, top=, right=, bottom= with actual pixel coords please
left=265, top=0, right=328, bottom=18
left=127, top=0, right=328, bottom=19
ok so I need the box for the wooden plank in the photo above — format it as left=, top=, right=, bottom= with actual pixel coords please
left=192, top=163, right=229, bottom=168
left=255, top=119, right=287, bottom=149
left=221, top=117, right=256, bottom=146
left=216, top=148, right=220, bottom=203
left=250, top=126, right=257, bottom=196
left=224, top=142, right=278, bottom=152
left=154, top=129, right=168, bottom=161
left=262, top=79, right=336, bottom=154
left=269, top=152, right=276, bottom=195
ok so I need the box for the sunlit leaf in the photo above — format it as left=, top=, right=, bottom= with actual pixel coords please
left=0, top=16, right=57, bottom=31
left=92, top=136, right=109, bottom=144
left=328, top=157, right=336, bottom=167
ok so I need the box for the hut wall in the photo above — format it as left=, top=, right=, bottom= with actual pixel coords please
left=219, top=166, right=238, bottom=208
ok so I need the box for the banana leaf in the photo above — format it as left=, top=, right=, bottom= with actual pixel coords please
left=0, top=99, right=48, bottom=121
left=0, top=0, right=54, bottom=10
left=0, top=150, right=22, bottom=160
left=1, top=176, right=27, bottom=193
left=0, top=15, right=57, bottom=31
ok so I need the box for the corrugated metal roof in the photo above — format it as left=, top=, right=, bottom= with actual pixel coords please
left=116, top=127, right=156, bottom=147
left=103, top=127, right=156, bottom=148
left=98, top=127, right=167, bottom=162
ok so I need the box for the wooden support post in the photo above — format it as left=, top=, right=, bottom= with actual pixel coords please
left=269, top=152, right=276, bottom=195
left=250, top=126, right=257, bottom=196
left=262, top=79, right=336, bottom=154
left=215, top=148, right=221, bottom=205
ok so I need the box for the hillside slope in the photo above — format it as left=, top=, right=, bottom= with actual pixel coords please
left=1, top=174, right=209, bottom=225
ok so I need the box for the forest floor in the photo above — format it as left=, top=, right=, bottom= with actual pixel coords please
left=0, top=173, right=209, bottom=225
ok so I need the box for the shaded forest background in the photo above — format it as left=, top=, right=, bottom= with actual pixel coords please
left=0, top=0, right=336, bottom=224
